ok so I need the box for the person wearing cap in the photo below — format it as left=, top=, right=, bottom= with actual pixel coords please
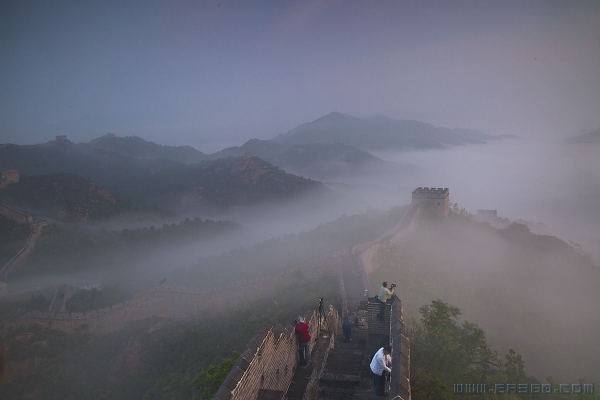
left=370, top=345, right=392, bottom=396
left=294, top=317, right=311, bottom=367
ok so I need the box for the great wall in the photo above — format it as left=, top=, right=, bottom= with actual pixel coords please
left=0, top=170, right=47, bottom=295
left=2, top=185, right=452, bottom=399
left=211, top=187, right=449, bottom=400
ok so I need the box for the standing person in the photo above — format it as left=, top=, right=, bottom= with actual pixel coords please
left=370, top=345, right=392, bottom=396
left=381, top=347, right=392, bottom=393
left=378, top=282, right=396, bottom=321
left=342, top=314, right=353, bottom=343
left=295, top=317, right=311, bottom=367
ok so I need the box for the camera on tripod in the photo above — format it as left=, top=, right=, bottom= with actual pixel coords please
left=390, top=283, right=397, bottom=289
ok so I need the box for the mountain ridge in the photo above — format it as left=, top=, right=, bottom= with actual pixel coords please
left=89, top=134, right=208, bottom=163
left=0, top=141, right=323, bottom=213
left=272, top=112, right=502, bottom=151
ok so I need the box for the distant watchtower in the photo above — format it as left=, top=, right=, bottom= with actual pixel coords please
left=55, top=135, right=68, bottom=142
left=106, top=132, right=116, bottom=138
left=412, top=187, right=449, bottom=218
left=1, top=170, right=20, bottom=184
left=0, top=169, right=20, bottom=189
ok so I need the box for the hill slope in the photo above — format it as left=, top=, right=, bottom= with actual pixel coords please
left=0, top=141, right=323, bottom=212
left=89, top=135, right=208, bottom=163
left=0, top=173, right=127, bottom=222
left=273, top=112, right=497, bottom=151
left=209, top=139, right=287, bottom=162
left=208, top=139, right=410, bottom=179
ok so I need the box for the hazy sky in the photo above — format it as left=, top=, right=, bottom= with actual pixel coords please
left=2, top=0, right=600, bottom=149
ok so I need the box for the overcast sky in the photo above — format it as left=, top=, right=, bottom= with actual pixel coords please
left=2, top=0, right=599, bottom=150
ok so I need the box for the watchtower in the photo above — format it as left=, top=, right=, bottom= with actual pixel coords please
left=106, top=132, right=116, bottom=138
left=1, top=170, right=20, bottom=184
left=55, top=135, right=68, bottom=142
left=412, top=187, right=449, bottom=218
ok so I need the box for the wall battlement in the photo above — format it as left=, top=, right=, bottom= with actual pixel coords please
left=0, top=170, right=20, bottom=189
left=411, top=187, right=450, bottom=218
left=0, top=203, right=32, bottom=225
left=214, top=307, right=341, bottom=400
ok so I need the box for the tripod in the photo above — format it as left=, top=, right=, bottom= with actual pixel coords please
left=317, top=297, right=326, bottom=336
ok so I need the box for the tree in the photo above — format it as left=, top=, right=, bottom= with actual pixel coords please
left=449, top=202, right=471, bottom=218
left=408, top=300, right=519, bottom=399
left=192, top=351, right=239, bottom=400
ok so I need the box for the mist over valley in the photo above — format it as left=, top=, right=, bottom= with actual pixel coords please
left=1, top=1, right=599, bottom=398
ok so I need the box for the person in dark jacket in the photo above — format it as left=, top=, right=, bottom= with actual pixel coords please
left=342, top=314, right=354, bottom=342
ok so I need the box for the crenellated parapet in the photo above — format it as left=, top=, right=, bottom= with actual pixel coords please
left=214, top=307, right=341, bottom=400
left=412, top=187, right=449, bottom=218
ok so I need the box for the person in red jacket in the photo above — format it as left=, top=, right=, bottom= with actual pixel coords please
left=294, top=317, right=311, bottom=367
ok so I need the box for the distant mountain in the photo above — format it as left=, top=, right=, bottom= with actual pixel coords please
left=272, top=112, right=499, bottom=151
left=89, top=134, right=208, bottom=163
left=568, top=128, right=600, bottom=144
left=279, top=142, right=395, bottom=179
left=209, top=139, right=287, bottom=162
left=179, top=154, right=322, bottom=208
left=0, top=173, right=127, bottom=222
left=0, top=141, right=322, bottom=212
left=208, top=139, right=411, bottom=180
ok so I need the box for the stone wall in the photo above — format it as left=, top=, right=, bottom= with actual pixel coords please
left=0, top=221, right=44, bottom=283
left=389, top=300, right=411, bottom=400
left=214, top=307, right=341, bottom=400
left=0, top=204, right=32, bottom=225
left=363, top=297, right=411, bottom=399
left=11, top=257, right=339, bottom=334
left=411, top=187, right=449, bottom=219
left=0, top=170, right=20, bottom=189
left=352, top=202, right=419, bottom=280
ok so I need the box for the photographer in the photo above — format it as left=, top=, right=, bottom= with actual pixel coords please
left=377, top=282, right=396, bottom=321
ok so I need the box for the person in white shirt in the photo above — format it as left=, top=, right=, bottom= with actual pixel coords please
left=377, top=282, right=396, bottom=321
left=370, top=345, right=392, bottom=396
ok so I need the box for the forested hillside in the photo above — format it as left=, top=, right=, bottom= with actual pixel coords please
left=0, top=142, right=324, bottom=211
left=89, top=134, right=208, bottom=163
left=0, top=173, right=127, bottom=222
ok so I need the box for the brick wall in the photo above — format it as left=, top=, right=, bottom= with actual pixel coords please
left=0, top=204, right=32, bottom=224
left=389, top=300, right=411, bottom=400
left=214, top=307, right=341, bottom=400
left=364, top=297, right=411, bottom=399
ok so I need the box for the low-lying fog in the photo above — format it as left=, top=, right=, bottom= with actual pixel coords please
left=375, top=138, right=600, bottom=261
left=9, top=138, right=599, bottom=296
